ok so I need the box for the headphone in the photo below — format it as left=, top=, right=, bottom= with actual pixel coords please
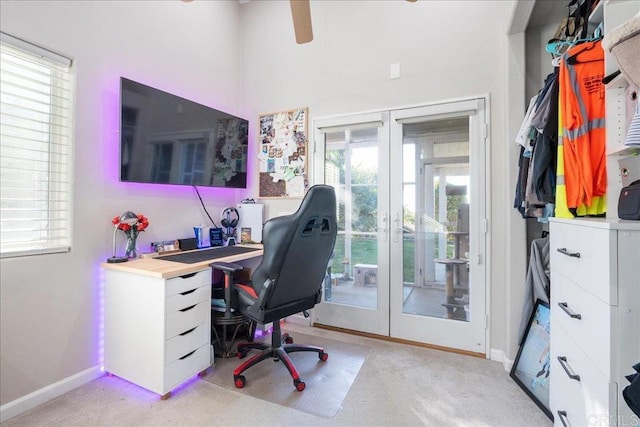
left=220, top=207, right=239, bottom=229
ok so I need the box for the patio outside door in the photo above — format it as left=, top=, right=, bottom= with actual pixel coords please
left=312, top=99, right=488, bottom=354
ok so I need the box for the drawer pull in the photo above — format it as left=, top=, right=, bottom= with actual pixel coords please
left=179, top=327, right=197, bottom=336
left=179, top=304, right=197, bottom=312
left=558, top=302, right=582, bottom=319
left=179, top=349, right=197, bottom=360
left=557, top=248, right=580, bottom=258
left=180, top=288, right=197, bottom=296
left=179, top=272, right=197, bottom=279
left=558, top=356, right=581, bottom=381
left=557, top=410, right=569, bottom=427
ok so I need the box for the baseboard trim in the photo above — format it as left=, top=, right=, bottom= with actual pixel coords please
left=490, top=348, right=514, bottom=372
left=313, top=323, right=485, bottom=358
left=0, top=365, right=103, bottom=423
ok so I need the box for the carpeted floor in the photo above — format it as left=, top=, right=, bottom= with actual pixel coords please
left=203, top=332, right=370, bottom=418
left=1, top=322, right=553, bottom=427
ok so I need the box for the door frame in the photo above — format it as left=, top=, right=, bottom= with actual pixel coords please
left=389, top=96, right=490, bottom=355
left=310, top=96, right=491, bottom=357
left=311, top=110, right=391, bottom=335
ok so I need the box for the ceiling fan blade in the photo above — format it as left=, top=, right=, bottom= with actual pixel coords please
left=290, top=0, right=313, bottom=44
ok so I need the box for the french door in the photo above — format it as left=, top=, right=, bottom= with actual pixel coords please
left=312, top=111, right=391, bottom=335
left=313, top=99, right=488, bottom=354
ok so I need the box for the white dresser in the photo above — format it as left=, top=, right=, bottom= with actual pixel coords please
left=549, top=218, right=640, bottom=426
left=104, top=267, right=212, bottom=399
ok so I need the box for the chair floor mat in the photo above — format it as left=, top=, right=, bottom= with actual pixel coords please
left=202, top=332, right=370, bottom=418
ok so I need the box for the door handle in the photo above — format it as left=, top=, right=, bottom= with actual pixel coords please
left=392, top=211, right=402, bottom=243
left=377, top=212, right=389, bottom=242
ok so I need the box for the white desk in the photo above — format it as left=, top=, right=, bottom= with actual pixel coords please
left=101, top=244, right=263, bottom=399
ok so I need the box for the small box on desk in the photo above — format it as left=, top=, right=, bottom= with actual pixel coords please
left=177, top=237, right=198, bottom=251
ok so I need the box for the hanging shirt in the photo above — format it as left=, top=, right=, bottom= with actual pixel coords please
left=516, top=95, right=539, bottom=150
left=559, top=40, right=607, bottom=210
left=555, top=74, right=606, bottom=218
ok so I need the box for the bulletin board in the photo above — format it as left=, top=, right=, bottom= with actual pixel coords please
left=257, top=107, right=309, bottom=198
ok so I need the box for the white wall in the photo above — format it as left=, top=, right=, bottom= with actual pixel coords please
left=1, top=0, right=524, bottom=414
left=239, top=0, right=516, bottom=354
left=0, top=0, right=247, bottom=407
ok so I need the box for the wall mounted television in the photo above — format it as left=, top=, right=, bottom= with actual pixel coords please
left=119, top=77, right=249, bottom=188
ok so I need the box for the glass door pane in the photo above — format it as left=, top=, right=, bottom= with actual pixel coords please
left=324, top=128, right=379, bottom=309
left=313, top=111, right=390, bottom=336
left=401, top=118, right=470, bottom=321
left=389, top=98, right=487, bottom=354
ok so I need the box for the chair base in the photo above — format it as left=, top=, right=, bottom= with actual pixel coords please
left=232, top=322, right=328, bottom=391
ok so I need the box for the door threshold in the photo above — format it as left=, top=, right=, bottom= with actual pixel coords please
left=313, top=323, right=485, bottom=358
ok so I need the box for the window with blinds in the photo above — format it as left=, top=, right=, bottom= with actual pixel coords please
left=0, top=33, right=74, bottom=257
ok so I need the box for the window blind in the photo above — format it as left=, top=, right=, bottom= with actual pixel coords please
left=0, top=33, right=73, bottom=257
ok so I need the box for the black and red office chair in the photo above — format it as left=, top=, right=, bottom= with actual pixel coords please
left=211, top=185, right=337, bottom=391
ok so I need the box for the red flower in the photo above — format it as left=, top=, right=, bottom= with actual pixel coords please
left=111, top=213, right=149, bottom=234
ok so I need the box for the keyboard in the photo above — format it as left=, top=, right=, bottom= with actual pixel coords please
left=159, top=246, right=260, bottom=264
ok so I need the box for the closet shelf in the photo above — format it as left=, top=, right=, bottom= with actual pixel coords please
left=607, top=146, right=639, bottom=157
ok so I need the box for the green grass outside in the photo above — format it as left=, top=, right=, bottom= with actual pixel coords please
left=330, top=234, right=454, bottom=284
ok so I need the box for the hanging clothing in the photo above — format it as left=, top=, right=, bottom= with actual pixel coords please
left=532, top=69, right=559, bottom=204
left=555, top=101, right=607, bottom=218
left=530, top=70, right=558, bottom=133
left=516, top=95, right=539, bottom=150
left=558, top=40, right=607, bottom=211
left=514, top=71, right=559, bottom=220
left=518, top=237, right=550, bottom=342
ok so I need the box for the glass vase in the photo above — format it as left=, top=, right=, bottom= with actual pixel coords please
left=124, top=234, right=138, bottom=259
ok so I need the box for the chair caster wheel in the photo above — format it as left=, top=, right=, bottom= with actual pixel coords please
left=285, top=336, right=293, bottom=344
left=234, top=375, right=246, bottom=388
left=294, top=379, right=306, bottom=391
left=319, top=351, right=328, bottom=361
left=237, top=350, right=248, bottom=359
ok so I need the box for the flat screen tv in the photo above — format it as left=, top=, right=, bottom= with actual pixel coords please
left=119, top=77, right=248, bottom=188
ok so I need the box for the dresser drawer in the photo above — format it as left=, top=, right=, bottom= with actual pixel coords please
left=166, top=269, right=211, bottom=297
left=551, top=271, right=612, bottom=376
left=550, top=324, right=616, bottom=427
left=166, top=284, right=210, bottom=314
left=165, top=323, right=209, bottom=364
left=165, top=344, right=210, bottom=392
left=165, top=300, right=210, bottom=339
left=549, top=221, right=616, bottom=304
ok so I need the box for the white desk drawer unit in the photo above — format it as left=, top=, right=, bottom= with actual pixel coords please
left=549, top=218, right=640, bottom=427
left=104, top=268, right=212, bottom=399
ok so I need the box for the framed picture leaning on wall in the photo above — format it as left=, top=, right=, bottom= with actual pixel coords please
left=510, top=299, right=552, bottom=420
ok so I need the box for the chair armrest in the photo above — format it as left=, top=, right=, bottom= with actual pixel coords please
left=210, top=261, right=244, bottom=319
left=210, top=261, right=243, bottom=273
